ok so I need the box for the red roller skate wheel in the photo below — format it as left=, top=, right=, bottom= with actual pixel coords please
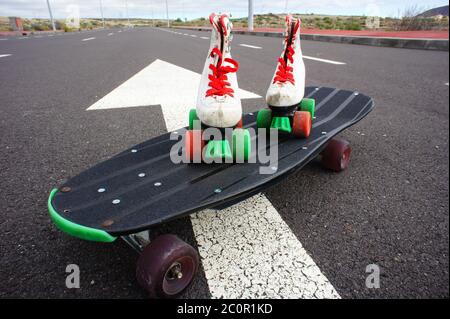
left=185, top=130, right=204, bottom=162
left=292, top=111, right=312, bottom=138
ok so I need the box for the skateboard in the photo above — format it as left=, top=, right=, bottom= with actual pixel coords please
left=48, top=86, right=374, bottom=298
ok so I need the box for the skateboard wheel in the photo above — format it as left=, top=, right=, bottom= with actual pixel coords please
left=232, top=128, right=251, bottom=162
left=136, top=234, right=199, bottom=299
left=292, top=111, right=312, bottom=138
left=300, top=98, right=315, bottom=119
left=189, top=109, right=200, bottom=130
left=256, top=109, right=272, bottom=129
left=320, top=137, right=352, bottom=172
left=185, top=130, right=204, bottom=163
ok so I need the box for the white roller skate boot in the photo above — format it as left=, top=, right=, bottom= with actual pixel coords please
left=258, top=15, right=315, bottom=138
left=186, top=13, right=250, bottom=162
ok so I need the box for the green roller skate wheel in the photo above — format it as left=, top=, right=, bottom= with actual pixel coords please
left=189, top=109, right=200, bottom=130
left=300, top=98, right=315, bottom=119
left=232, top=129, right=251, bottom=162
left=256, top=109, right=272, bottom=129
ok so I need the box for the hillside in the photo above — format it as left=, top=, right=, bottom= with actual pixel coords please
left=418, top=5, right=449, bottom=18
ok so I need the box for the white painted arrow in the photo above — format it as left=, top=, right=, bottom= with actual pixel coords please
left=87, top=59, right=260, bottom=129
left=87, top=58, right=339, bottom=299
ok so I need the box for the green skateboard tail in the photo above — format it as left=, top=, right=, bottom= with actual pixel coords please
left=48, top=188, right=116, bottom=243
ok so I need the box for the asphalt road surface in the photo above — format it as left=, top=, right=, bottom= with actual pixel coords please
left=0, top=27, right=448, bottom=298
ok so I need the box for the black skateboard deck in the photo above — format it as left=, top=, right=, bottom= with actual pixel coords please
left=48, top=87, right=374, bottom=242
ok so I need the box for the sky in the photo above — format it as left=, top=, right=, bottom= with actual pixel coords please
left=0, top=0, right=448, bottom=20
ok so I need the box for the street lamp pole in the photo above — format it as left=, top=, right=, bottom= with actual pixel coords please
left=99, top=0, right=105, bottom=28
left=149, top=0, right=154, bottom=27
left=46, top=0, right=56, bottom=32
left=151, top=7, right=154, bottom=27
left=165, top=0, right=170, bottom=28
left=248, top=0, right=254, bottom=31
left=125, top=0, right=130, bottom=26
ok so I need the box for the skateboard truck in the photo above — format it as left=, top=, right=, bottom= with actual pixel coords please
left=122, top=231, right=150, bottom=253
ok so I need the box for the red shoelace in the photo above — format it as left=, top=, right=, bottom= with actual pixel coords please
left=206, top=47, right=238, bottom=98
left=273, top=46, right=295, bottom=85
left=273, top=20, right=300, bottom=85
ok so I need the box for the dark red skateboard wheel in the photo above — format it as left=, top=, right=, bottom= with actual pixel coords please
left=320, top=137, right=352, bottom=172
left=185, top=130, right=204, bottom=162
left=292, top=111, right=312, bottom=138
left=136, top=234, right=199, bottom=299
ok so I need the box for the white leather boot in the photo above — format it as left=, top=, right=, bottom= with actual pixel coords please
left=266, top=15, right=305, bottom=109
left=196, top=13, right=242, bottom=128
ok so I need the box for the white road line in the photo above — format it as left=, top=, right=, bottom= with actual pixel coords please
left=200, top=36, right=209, bottom=40
left=107, top=33, right=114, bottom=36
left=192, top=196, right=340, bottom=298
left=239, top=44, right=262, bottom=49
left=445, top=82, right=449, bottom=86
left=82, top=37, right=96, bottom=42
left=0, top=38, right=7, bottom=41
left=190, top=34, right=197, bottom=38
left=183, top=33, right=189, bottom=36
left=303, top=55, right=346, bottom=65
left=86, top=60, right=340, bottom=299
left=0, top=54, right=12, bottom=58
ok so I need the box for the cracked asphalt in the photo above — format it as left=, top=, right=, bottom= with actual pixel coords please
left=0, top=27, right=448, bottom=298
